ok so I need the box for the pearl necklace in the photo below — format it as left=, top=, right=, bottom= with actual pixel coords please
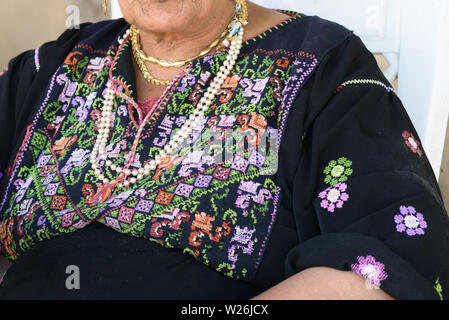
left=89, top=15, right=247, bottom=204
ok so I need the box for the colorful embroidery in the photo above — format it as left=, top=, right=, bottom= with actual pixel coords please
left=34, top=47, right=41, bottom=72
left=435, top=277, right=444, bottom=300
left=335, top=79, right=395, bottom=94
left=0, top=218, right=17, bottom=259
left=0, top=16, right=320, bottom=281
left=394, top=205, right=427, bottom=236
left=318, top=157, right=353, bottom=213
left=319, top=182, right=349, bottom=213
left=351, top=255, right=388, bottom=287
left=323, top=157, right=353, bottom=186
left=402, top=130, right=423, bottom=158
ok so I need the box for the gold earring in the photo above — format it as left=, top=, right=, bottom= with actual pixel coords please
left=102, top=0, right=108, bottom=15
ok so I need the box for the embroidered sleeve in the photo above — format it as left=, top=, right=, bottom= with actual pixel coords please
left=284, top=35, right=449, bottom=300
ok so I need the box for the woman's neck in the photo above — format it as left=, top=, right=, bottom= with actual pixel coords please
left=137, top=1, right=235, bottom=62
left=131, top=1, right=291, bottom=100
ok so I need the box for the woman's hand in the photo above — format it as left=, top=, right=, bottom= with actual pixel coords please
left=252, top=267, right=395, bottom=300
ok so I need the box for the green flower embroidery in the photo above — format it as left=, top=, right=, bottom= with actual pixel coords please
left=323, top=157, right=353, bottom=186
left=435, top=277, right=444, bottom=300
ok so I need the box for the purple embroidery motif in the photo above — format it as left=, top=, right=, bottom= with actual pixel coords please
left=72, top=219, right=89, bottom=230
left=318, top=182, right=349, bottom=213
left=351, top=255, right=388, bottom=287
left=37, top=215, right=47, bottom=230
left=395, top=205, right=428, bottom=236
left=174, top=183, right=194, bottom=197
left=227, top=226, right=257, bottom=269
left=240, top=78, right=270, bottom=105
left=34, top=47, right=41, bottom=72
left=36, top=153, right=52, bottom=168
left=44, top=183, right=60, bottom=196
left=105, top=216, right=121, bottom=229
left=194, top=174, right=213, bottom=188
left=248, top=150, right=265, bottom=168
left=42, top=172, right=57, bottom=186
left=231, top=155, right=249, bottom=172
left=135, top=199, right=154, bottom=213
left=177, top=74, right=196, bottom=92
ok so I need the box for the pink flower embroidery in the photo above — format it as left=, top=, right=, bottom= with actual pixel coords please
left=402, top=130, right=423, bottom=157
left=351, top=255, right=388, bottom=287
left=395, top=205, right=427, bottom=236
left=318, top=182, right=349, bottom=213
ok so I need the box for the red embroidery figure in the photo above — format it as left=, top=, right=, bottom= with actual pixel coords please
left=188, top=211, right=231, bottom=247
left=238, top=112, right=267, bottom=147
left=149, top=208, right=191, bottom=238
left=64, top=51, right=83, bottom=72
left=0, top=218, right=17, bottom=258
left=82, top=184, right=96, bottom=204
left=53, top=135, right=78, bottom=157
left=152, top=155, right=183, bottom=181
left=402, top=130, right=423, bottom=158
left=276, top=57, right=290, bottom=69
left=222, top=75, right=241, bottom=90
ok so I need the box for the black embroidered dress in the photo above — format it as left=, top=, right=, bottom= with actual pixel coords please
left=0, top=13, right=448, bottom=299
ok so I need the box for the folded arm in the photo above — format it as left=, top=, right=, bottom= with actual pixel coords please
left=253, top=267, right=394, bottom=300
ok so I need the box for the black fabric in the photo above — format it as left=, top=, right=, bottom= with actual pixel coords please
left=0, top=15, right=448, bottom=300
left=0, top=222, right=260, bottom=300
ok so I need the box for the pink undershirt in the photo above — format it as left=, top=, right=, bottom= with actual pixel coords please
left=137, top=96, right=159, bottom=118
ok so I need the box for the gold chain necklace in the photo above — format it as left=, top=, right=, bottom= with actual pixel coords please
left=131, top=0, right=248, bottom=86
left=134, top=27, right=229, bottom=68
left=131, top=26, right=172, bottom=86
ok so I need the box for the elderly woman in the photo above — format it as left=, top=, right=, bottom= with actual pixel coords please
left=0, top=0, right=447, bottom=300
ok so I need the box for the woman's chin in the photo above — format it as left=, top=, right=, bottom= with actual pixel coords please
left=119, top=0, right=215, bottom=34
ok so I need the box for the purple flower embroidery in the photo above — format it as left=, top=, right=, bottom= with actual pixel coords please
left=351, top=255, right=388, bottom=287
left=318, top=182, right=349, bottom=213
left=395, top=205, right=427, bottom=236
